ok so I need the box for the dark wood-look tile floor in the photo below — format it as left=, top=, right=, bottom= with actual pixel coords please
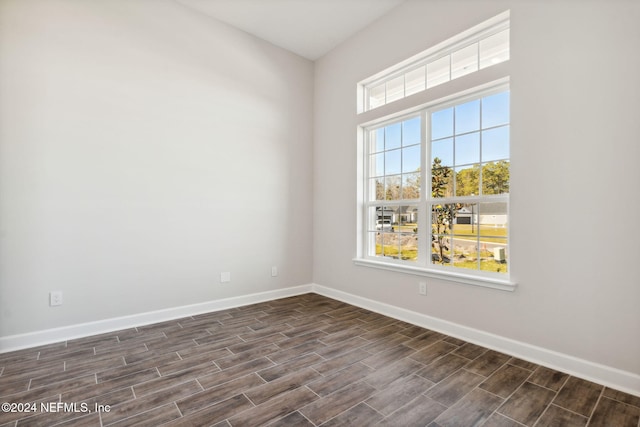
left=1, top=293, right=639, bottom=426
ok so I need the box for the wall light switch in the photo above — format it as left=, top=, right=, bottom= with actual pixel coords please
left=220, top=272, right=231, bottom=283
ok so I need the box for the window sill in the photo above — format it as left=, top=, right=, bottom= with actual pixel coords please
left=352, top=258, right=517, bottom=292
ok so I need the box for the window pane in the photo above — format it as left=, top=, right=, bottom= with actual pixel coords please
left=431, top=107, right=454, bottom=140
left=482, top=126, right=509, bottom=162
left=369, top=206, right=400, bottom=258
left=431, top=235, right=452, bottom=266
left=431, top=203, right=455, bottom=235
left=402, top=173, right=420, bottom=199
left=386, top=75, right=404, bottom=103
left=385, top=149, right=401, bottom=175
left=405, top=66, right=425, bottom=97
left=451, top=43, right=478, bottom=79
left=398, top=205, right=419, bottom=260
left=372, top=128, right=385, bottom=153
left=374, top=232, right=399, bottom=258
left=432, top=137, right=453, bottom=167
left=385, top=123, right=402, bottom=150
left=482, top=160, right=510, bottom=195
left=480, top=238, right=508, bottom=273
left=371, top=177, right=384, bottom=200
left=453, top=231, right=480, bottom=271
left=478, top=202, right=508, bottom=234
left=384, top=175, right=402, bottom=200
left=451, top=203, right=477, bottom=234
left=398, top=233, right=418, bottom=260
left=369, top=83, right=385, bottom=109
left=374, top=206, right=395, bottom=229
left=402, top=117, right=421, bottom=146
left=480, top=29, right=510, bottom=69
left=455, top=100, right=480, bottom=134
left=431, top=165, right=454, bottom=198
left=368, top=206, right=380, bottom=231
left=455, top=165, right=480, bottom=196
left=372, top=152, right=385, bottom=176
left=455, top=132, right=480, bottom=165
left=427, top=55, right=450, bottom=88
left=402, top=145, right=421, bottom=173
left=482, top=91, right=510, bottom=128
left=431, top=203, right=456, bottom=265
left=380, top=233, right=399, bottom=258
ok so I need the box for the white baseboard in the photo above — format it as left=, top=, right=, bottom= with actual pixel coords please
left=311, top=284, right=640, bottom=398
left=2, top=282, right=638, bottom=398
left=0, top=284, right=313, bottom=353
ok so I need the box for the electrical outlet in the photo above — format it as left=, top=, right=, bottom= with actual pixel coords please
left=418, top=282, right=427, bottom=296
left=220, top=272, right=231, bottom=283
left=271, top=266, right=278, bottom=277
left=50, top=291, right=63, bottom=306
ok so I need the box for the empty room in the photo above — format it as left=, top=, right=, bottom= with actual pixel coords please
left=0, top=0, right=639, bottom=426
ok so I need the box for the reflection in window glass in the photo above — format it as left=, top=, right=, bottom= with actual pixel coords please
left=480, top=29, right=510, bottom=69
left=451, top=43, right=478, bottom=79
left=427, top=55, right=450, bottom=89
left=405, top=66, right=426, bottom=97
left=369, top=84, right=385, bottom=109
left=386, top=75, right=404, bottom=103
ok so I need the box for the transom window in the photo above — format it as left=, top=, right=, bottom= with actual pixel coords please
left=359, top=11, right=509, bottom=112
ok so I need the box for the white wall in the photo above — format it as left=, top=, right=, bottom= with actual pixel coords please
left=314, top=0, right=640, bottom=378
left=0, top=0, right=314, bottom=336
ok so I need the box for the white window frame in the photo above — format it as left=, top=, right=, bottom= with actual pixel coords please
left=354, top=12, right=515, bottom=291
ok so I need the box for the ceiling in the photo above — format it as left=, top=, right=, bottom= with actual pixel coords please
left=176, top=0, right=406, bottom=61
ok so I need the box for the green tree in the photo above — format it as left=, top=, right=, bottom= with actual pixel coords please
left=482, top=161, right=510, bottom=195
left=456, top=165, right=479, bottom=196
left=454, top=161, right=509, bottom=196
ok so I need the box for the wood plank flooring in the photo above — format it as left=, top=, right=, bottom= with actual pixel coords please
left=1, top=293, right=639, bottom=426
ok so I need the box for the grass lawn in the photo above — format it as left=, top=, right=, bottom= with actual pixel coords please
left=453, top=258, right=508, bottom=273
left=375, top=244, right=418, bottom=260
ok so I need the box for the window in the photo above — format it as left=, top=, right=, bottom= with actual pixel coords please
left=428, top=90, right=510, bottom=274
left=359, top=12, right=509, bottom=113
left=356, top=12, right=513, bottom=290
